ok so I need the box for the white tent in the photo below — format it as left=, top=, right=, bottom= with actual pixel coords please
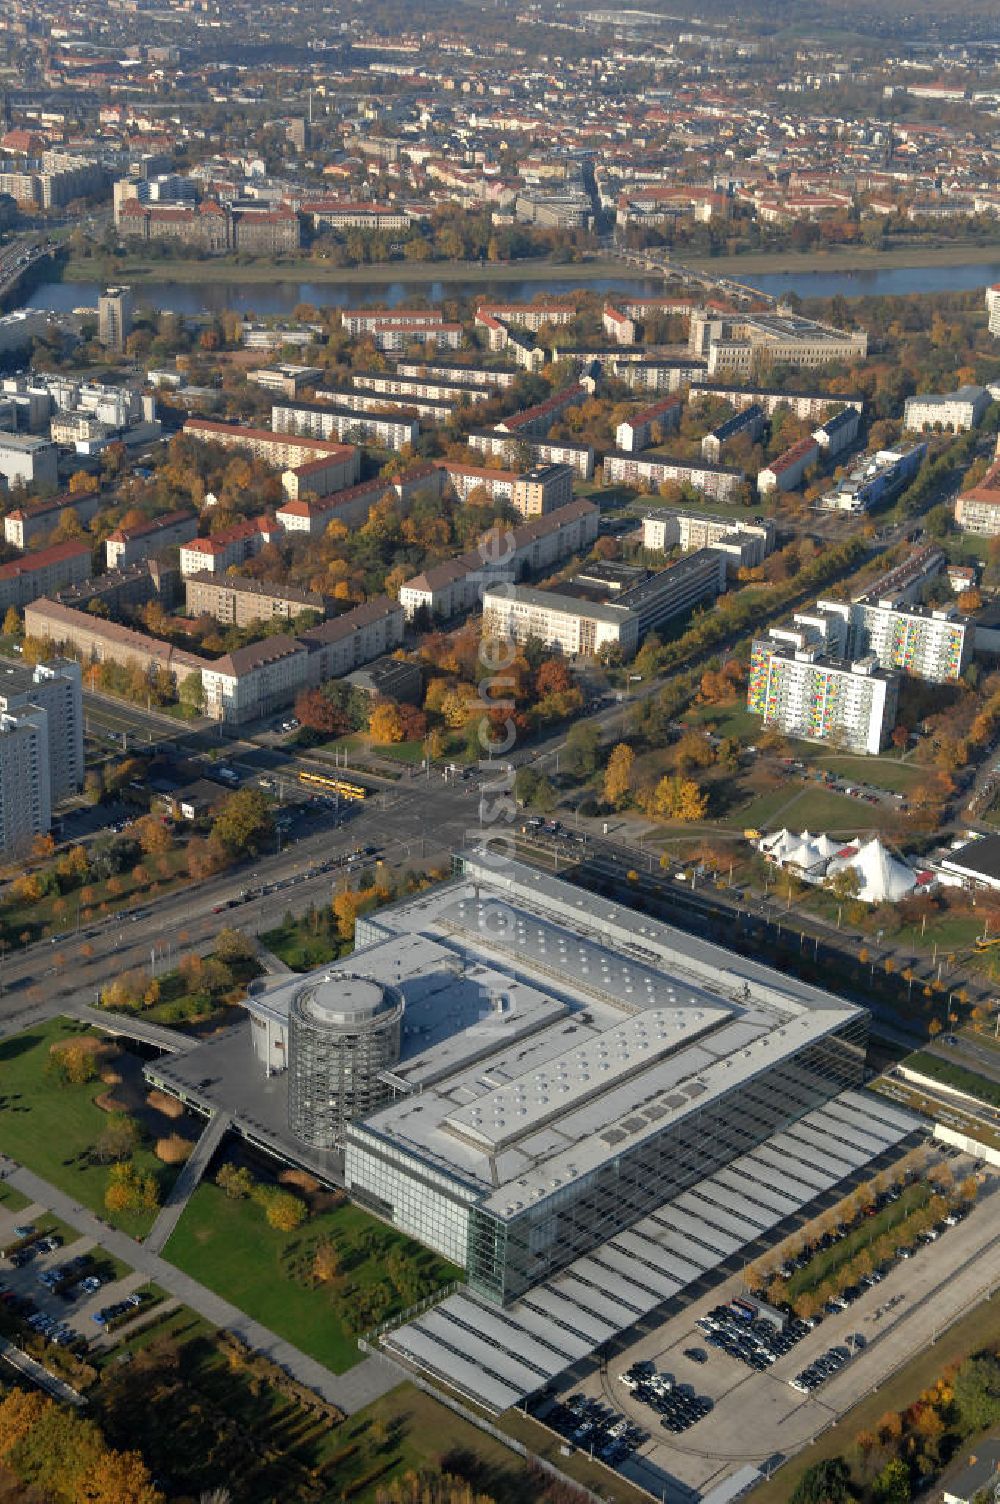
left=827, top=837, right=917, bottom=904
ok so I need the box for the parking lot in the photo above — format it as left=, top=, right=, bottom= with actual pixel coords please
left=541, top=1161, right=997, bottom=1502
left=0, top=1198, right=152, bottom=1358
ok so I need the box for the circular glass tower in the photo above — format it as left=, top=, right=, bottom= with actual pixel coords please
left=287, top=972, right=404, bottom=1148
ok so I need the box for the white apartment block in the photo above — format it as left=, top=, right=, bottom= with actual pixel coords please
left=748, top=640, right=898, bottom=755
left=604, top=451, right=744, bottom=502
left=298, top=598, right=405, bottom=682
left=351, top=371, right=494, bottom=406
left=200, top=638, right=311, bottom=725
left=835, top=600, right=971, bottom=684
left=483, top=585, right=638, bottom=659
left=643, top=511, right=775, bottom=572
left=467, top=429, right=595, bottom=479
left=0, top=707, right=52, bottom=854
left=395, top=361, right=518, bottom=391
left=986, top=285, right=1000, bottom=337
left=688, top=385, right=864, bottom=423
left=341, top=309, right=444, bottom=337
left=0, top=658, right=83, bottom=803
left=903, top=386, right=990, bottom=434
left=0, top=433, right=59, bottom=493
left=441, top=464, right=519, bottom=505
left=271, top=401, right=417, bottom=452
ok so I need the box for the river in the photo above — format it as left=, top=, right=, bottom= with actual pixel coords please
left=23, top=258, right=1000, bottom=318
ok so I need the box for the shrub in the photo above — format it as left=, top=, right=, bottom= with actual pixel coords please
left=155, top=1134, right=193, bottom=1165
left=146, top=1089, right=184, bottom=1119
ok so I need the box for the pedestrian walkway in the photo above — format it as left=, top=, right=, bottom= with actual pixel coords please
left=143, top=1110, right=231, bottom=1256
left=0, top=1160, right=399, bottom=1414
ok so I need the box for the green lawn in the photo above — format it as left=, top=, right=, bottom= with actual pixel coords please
left=163, top=1178, right=459, bottom=1375
left=0, top=1183, right=30, bottom=1213
left=260, top=914, right=343, bottom=971
left=719, top=783, right=875, bottom=835
left=785, top=1182, right=930, bottom=1302
left=0, top=1017, right=179, bottom=1239
left=814, top=755, right=922, bottom=794
left=904, top=1050, right=1000, bottom=1108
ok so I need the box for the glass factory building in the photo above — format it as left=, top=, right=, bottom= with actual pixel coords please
left=338, top=855, right=870, bottom=1304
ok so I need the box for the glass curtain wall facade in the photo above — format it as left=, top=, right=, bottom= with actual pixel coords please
left=466, top=1015, right=867, bottom=1305
left=287, top=978, right=404, bottom=1149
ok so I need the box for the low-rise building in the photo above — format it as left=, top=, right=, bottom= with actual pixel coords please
left=643, top=511, right=775, bottom=574
left=903, top=385, right=990, bottom=433
left=603, top=450, right=745, bottom=502
left=701, top=403, right=766, bottom=464
left=817, top=444, right=927, bottom=514
left=494, top=385, right=587, bottom=440
left=185, top=573, right=327, bottom=627
left=4, top=490, right=102, bottom=550
left=350, top=370, right=495, bottom=407
left=813, top=406, right=862, bottom=457
left=272, top=400, right=417, bottom=453
left=248, top=365, right=324, bottom=399
left=0, top=538, right=92, bottom=611
left=757, top=436, right=820, bottom=495
left=200, top=637, right=310, bottom=723
left=955, top=458, right=1000, bottom=536
left=398, top=500, right=599, bottom=620
left=441, top=463, right=519, bottom=505
left=688, top=384, right=864, bottom=422
left=105, top=509, right=198, bottom=569
left=395, top=360, right=518, bottom=391
left=616, top=395, right=682, bottom=454
left=298, top=597, right=405, bottom=683
left=483, top=585, right=638, bottom=659
left=183, top=419, right=359, bottom=493
left=178, top=516, right=281, bottom=578
left=467, top=429, right=595, bottom=479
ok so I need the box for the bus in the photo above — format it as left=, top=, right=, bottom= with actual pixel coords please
left=297, top=770, right=368, bottom=802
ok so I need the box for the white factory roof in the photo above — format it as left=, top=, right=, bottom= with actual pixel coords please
left=325, top=857, right=865, bottom=1216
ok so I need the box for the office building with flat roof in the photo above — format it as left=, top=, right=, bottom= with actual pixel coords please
left=147, top=857, right=923, bottom=1416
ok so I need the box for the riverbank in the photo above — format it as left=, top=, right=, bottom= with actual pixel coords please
left=683, top=239, right=1000, bottom=279
left=59, top=254, right=639, bottom=287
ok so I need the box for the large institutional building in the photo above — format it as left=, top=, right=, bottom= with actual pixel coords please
left=172, top=856, right=924, bottom=1414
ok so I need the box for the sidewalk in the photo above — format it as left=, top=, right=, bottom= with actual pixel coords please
left=143, top=1110, right=231, bottom=1256
left=1, top=1160, right=399, bottom=1414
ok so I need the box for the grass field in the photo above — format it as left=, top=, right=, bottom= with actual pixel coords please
left=683, top=238, right=1000, bottom=278
left=722, top=784, right=877, bottom=836
left=163, top=1179, right=458, bottom=1375
left=815, top=755, right=922, bottom=794
left=260, top=913, right=342, bottom=971
left=0, top=1018, right=179, bottom=1239
left=785, top=1183, right=929, bottom=1302
left=0, top=1183, right=30, bottom=1214
left=746, top=1292, right=1000, bottom=1504
left=904, top=1050, right=1000, bottom=1108
left=61, top=253, right=636, bottom=287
